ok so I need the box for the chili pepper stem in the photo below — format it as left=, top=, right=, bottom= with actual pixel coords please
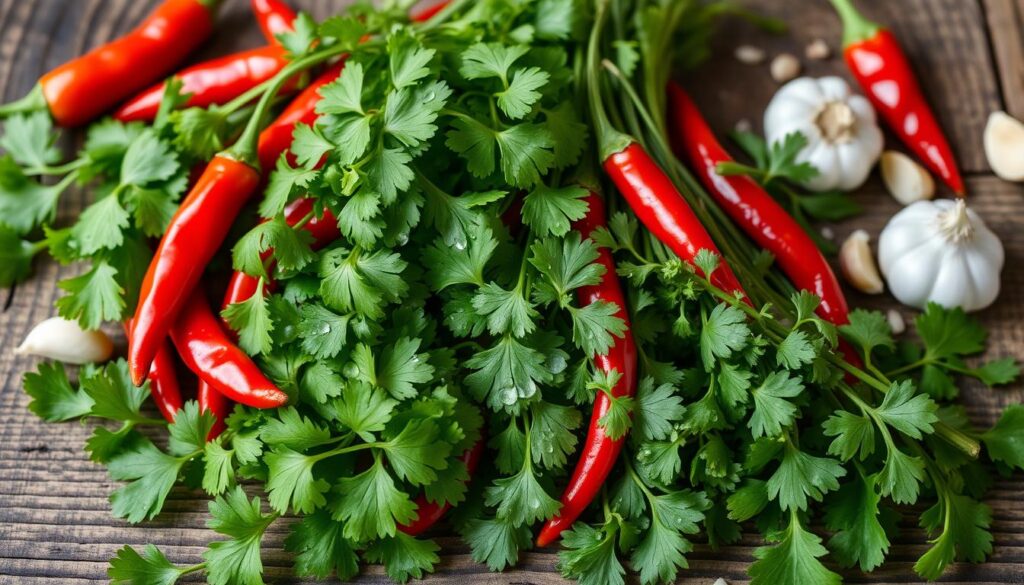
left=828, top=0, right=882, bottom=48
left=224, top=45, right=349, bottom=168
left=0, top=84, right=47, bottom=118
left=586, top=0, right=633, bottom=161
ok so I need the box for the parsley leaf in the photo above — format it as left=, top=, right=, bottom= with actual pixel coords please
left=766, top=444, right=845, bottom=511
left=749, top=371, right=804, bottom=439
left=108, top=544, right=184, bottom=585
left=333, top=456, right=418, bottom=542
left=203, top=487, right=276, bottom=585
left=749, top=512, right=841, bottom=585
left=284, top=511, right=360, bottom=580
left=23, top=362, right=93, bottom=422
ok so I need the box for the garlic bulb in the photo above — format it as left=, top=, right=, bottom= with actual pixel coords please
left=15, top=317, right=114, bottom=364
left=878, top=200, right=1004, bottom=312
left=764, top=76, right=883, bottom=192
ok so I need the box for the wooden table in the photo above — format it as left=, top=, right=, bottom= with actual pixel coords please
left=1, top=1, right=1022, bottom=583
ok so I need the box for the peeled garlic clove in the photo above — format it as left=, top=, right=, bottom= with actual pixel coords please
left=713, top=579, right=730, bottom=585
left=735, top=45, right=766, bottom=65
left=805, top=38, right=831, bottom=60
left=15, top=317, right=114, bottom=365
left=886, top=309, right=906, bottom=335
left=770, top=53, right=801, bottom=83
left=984, top=111, right=1024, bottom=181
left=880, top=150, right=934, bottom=205
left=840, top=230, right=884, bottom=294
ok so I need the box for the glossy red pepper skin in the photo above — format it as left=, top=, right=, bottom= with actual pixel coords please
left=841, top=30, right=963, bottom=194
left=124, top=322, right=183, bottom=424
left=129, top=155, right=261, bottom=385
left=410, top=1, right=449, bottom=22
left=37, top=0, right=217, bottom=127
left=603, top=142, right=747, bottom=297
left=252, top=0, right=297, bottom=43
left=113, top=46, right=291, bottom=123
left=668, top=83, right=850, bottom=324
left=198, top=379, right=231, bottom=439
left=536, top=194, right=638, bottom=548
left=399, top=440, right=485, bottom=536
left=170, top=289, right=288, bottom=409
left=257, top=62, right=346, bottom=170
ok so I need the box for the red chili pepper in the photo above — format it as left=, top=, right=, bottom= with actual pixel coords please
left=170, top=289, right=288, bottom=409
left=603, top=141, right=748, bottom=297
left=198, top=379, right=231, bottom=439
left=129, top=155, right=262, bottom=385
left=0, top=0, right=220, bottom=127
left=410, top=1, right=450, bottom=22
left=257, top=61, right=346, bottom=170
left=668, top=83, right=850, bottom=324
left=251, top=0, right=297, bottom=44
left=830, top=0, right=964, bottom=195
left=124, top=322, right=184, bottom=424
left=667, top=83, right=867, bottom=372
left=399, top=440, right=485, bottom=536
left=113, top=46, right=291, bottom=123
left=536, top=193, right=638, bottom=548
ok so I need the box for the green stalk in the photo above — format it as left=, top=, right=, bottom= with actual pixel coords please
left=586, top=0, right=633, bottom=161
left=0, top=85, right=48, bottom=119
left=224, top=45, right=349, bottom=168
left=827, top=0, right=882, bottom=47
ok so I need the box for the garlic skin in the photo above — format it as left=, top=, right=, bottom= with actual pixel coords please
left=15, top=317, right=114, bottom=364
left=764, top=76, right=883, bottom=192
left=878, top=200, right=1004, bottom=312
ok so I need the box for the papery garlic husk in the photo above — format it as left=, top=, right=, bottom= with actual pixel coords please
left=15, top=317, right=114, bottom=364
left=878, top=199, right=1004, bottom=312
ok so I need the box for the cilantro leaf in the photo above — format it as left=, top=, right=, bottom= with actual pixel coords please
left=56, top=261, right=125, bottom=328
left=766, top=445, right=845, bottom=511
left=261, top=406, right=334, bottom=451
left=388, top=30, right=436, bottom=89
left=749, top=371, right=804, bottom=439
left=776, top=330, right=815, bottom=369
left=378, top=337, right=435, bottom=400
left=71, top=194, right=131, bottom=255
left=296, top=303, right=350, bottom=359
left=284, top=511, right=360, bottom=580
left=840, top=309, right=894, bottom=355
left=631, top=490, right=708, bottom=585
left=634, top=378, right=686, bottom=441
left=558, top=523, right=626, bottom=585
left=465, top=335, right=550, bottom=410
left=877, top=446, right=925, bottom=505
left=167, top=401, right=216, bottom=456
left=749, top=513, right=841, bottom=585
left=81, top=360, right=150, bottom=424
left=23, top=362, right=93, bottom=422
left=982, top=404, right=1024, bottom=470
left=0, top=224, right=39, bottom=286
left=825, top=472, right=890, bottom=571
left=203, top=487, right=276, bottom=585
left=383, top=419, right=451, bottom=486
left=700, top=304, right=750, bottom=370
left=464, top=516, right=532, bottom=571
left=264, top=447, right=331, bottom=514
left=822, top=410, right=876, bottom=461
left=0, top=155, right=65, bottom=233
left=223, top=290, right=274, bottom=356
left=498, top=67, right=549, bottom=119
left=529, top=400, right=582, bottom=469
left=335, top=381, right=398, bottom=442
left=107, top=439, right=186, bottom=523
left=875, top=380, right=938, bottom=439
left=915, top=492, right=993, bottom=580
left=522, top=184, right=589, bottom=237
left=108, top=544, right=184, bottom=585
left=364, top=532, right=440, bottom=583
left=0, top=112, right=61, bottom=170
left=484, top=460, right=561, bottom=525
left=333, top=457, right=418, bottom=542
left=472, top=282, right=538, bottom=338
left=917, top=302, right=986, bottom=359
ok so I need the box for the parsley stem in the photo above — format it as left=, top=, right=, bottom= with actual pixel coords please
left=179, top=562, right=206, bottom=576
left=27, top=158, right=86, bottom=177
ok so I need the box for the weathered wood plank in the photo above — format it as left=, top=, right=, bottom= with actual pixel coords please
left=2, top=1, right=1023, bottom=584
left=983, top=0, right=1024, bottom=119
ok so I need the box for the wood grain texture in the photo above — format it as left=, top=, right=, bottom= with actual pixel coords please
left=983, top=0, right=1024, bottom=119
left=1, top=1, right=1023, bottom=584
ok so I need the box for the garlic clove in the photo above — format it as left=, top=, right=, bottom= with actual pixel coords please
left=805, top=38, right=831, bottom=60
left=886, top=309, right=906, bottom=335
left=15, top=317, right=114, bottom=365
left=713, top=579, right=730, bottom=585
left=984, top=111, right=1024, bottom=181
left=770, top=53, right=801, bottom=83
left=839, top=229, right=885, bottom=294
left=735, top=45, right=766, bottom=65
left=880, top=150, right=935, bottom=205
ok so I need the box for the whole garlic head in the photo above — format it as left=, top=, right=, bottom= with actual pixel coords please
left=878, top=199, right=1004, bottom=312
left=764, top=76, right=883, bottom=192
